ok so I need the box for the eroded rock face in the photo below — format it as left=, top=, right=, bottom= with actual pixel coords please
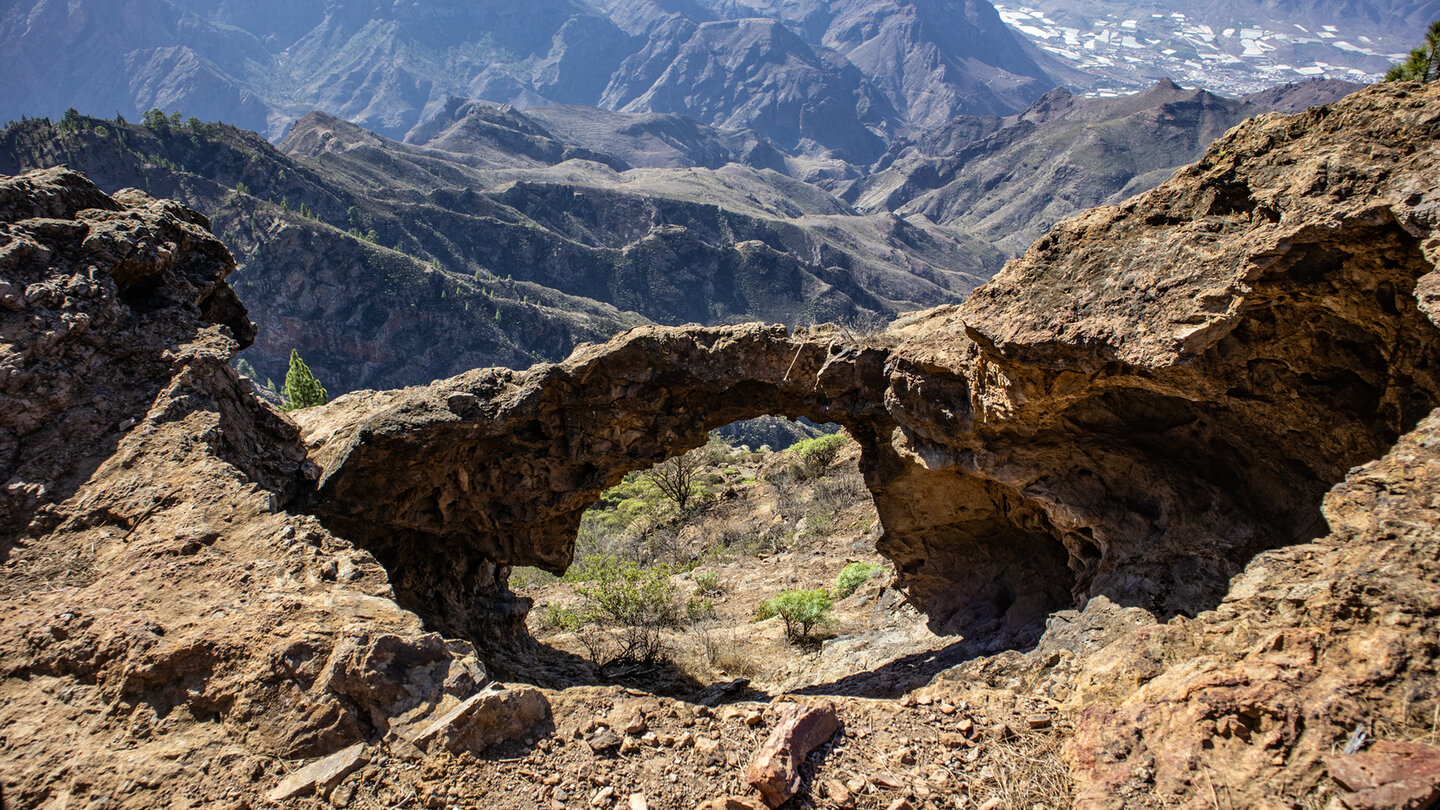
left=0, top=170, right=488, bottom=807
left=300, top=83, right=1440, bottom=657
left=878, top=80, right=1440, bottom=643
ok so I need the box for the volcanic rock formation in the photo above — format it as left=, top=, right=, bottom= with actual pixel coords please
left=4, top=82, right=1440, bottom=809
left=299, top=83, right=1440, bottom=658
left=0, top=169, right=488, bottom=805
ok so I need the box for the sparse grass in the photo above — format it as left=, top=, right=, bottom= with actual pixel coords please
left=693, top=570, right=721, bottom=595
left=980, top=729, right=1073, bottom=808
left=689, top=622, right=764, bottom=679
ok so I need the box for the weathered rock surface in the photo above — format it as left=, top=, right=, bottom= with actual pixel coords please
left=299, top=83, right=1440, bottom=652
left=265, top=741, right=369, bottom=802
left=0, top=169, right=488, bottom=807
left=295, top=82, right=1440, bottom=807
left=295, top=322, right=894, bottom=645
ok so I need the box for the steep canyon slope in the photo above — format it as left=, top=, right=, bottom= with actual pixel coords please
left=0, top=0, right=1053, bottom=155
left=0, top=109, right=997, bottom=393
left=3, top=82, right=1440, bottom=809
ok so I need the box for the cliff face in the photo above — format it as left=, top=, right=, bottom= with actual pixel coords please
left=4, top=83, right=1440, bottom=809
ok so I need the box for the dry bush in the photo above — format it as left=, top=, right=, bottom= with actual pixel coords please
left=688, top=622, right=763, bottom=679
left=979, top=729, right=1072, bottom=808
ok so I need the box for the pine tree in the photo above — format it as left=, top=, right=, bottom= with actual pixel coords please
left=281, top=349, right=328, bottom=411
left=1386, top=20, right=1440, bottom=82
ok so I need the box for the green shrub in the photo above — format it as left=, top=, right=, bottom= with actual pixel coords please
left=572, top=555, right=678, bottom=628
left=756, top=588, right=834, bottom=642
left=832, top=561, right=883, bottom=598
left=790, top=433, right=849, bottom=479
left=686, top=596, right=717, bottom=622
left=541, top=604, right=583, bottom=632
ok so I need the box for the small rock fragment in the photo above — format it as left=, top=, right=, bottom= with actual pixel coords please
left=871, top=772, right=903, bottom=790
left=1026, top=713, right=1052, bottom=730
left=1323, top=740, right=1440, bottom=810
left=823, top=779, right=853, bottom=808
left=695, top=735, right=724, bottom=764
left=592, top=785, right=616, bottom=806
left=989, top=723, right=1015, bottom=742
left=587, top=727, right=622, bottom=753
left=266, top=743, right=368, bottom=802
left=624, top=712, right=647, bottom=736
left=744, top=701, right=842, bottom=808
left=696, top=799, right=765, bottom=810
left=885, top=799, right=915, bottom=810
left=628, top=793, right=648, bottom=810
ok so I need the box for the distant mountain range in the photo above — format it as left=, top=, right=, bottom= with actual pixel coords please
left=843, top=77, right=1363, bottom=253
left=0, top=103, right=999, bottom=391
left=0, top=74, right=1362, bottom=393
left=1, top=0, right=1409, bottom=158
left=0, top=0, right=1051, bottom=160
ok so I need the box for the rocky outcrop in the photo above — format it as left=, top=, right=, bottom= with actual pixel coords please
left=0, top=169, right=490, bottom=807
left=6, top=81, right=1440, bottom=810
left=301, top=84, right=1440, bottom=659
left=877, top=80, right=1440, bottom=644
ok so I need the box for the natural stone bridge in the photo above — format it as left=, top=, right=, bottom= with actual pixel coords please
left=295, top=324, right=906, bottom=646
left=297, top=84, right=1440, bottom=656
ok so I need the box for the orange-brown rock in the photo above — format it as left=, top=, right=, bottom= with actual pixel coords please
left=299, top=83, right=1440, bottom=659
left=1325, top=741, right=1440, bottom=810
left=743, top=701, right=841, bottom=808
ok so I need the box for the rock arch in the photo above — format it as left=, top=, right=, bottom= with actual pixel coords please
left=296, top=84, right=1440, bottom=668
left=296, top=324, right=907, bottom=648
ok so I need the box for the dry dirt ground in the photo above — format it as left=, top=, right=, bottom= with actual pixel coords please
left=264, top=680, right=1073, bottom=810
